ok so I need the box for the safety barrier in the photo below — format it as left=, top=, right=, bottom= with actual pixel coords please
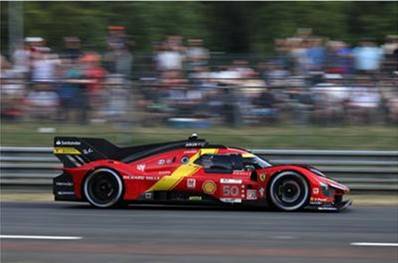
left=1, top=147, right=397, bottom=192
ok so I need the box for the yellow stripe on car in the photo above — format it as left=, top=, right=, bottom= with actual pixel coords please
left=53, top=147, right=81, bottom=155
left=147, top=148, right=219, bottom=191
left=242, top=152, right=256, bottom=158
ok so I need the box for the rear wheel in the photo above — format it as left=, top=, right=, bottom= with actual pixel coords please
left=83, top=168, right=124, bottom=208
left=269, top=171, right=309, bottom=211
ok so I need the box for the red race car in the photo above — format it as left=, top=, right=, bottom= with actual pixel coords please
left=53, top=134, right=351, bottom=211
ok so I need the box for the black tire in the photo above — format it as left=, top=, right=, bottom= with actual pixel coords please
left=269, top=171, right=309, bottom=211
left=83, top=168, right=124, bottom=208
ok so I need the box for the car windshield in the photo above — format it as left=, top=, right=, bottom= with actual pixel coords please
left=243, top=155, right=272, bottom=168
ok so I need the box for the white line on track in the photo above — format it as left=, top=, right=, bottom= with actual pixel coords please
left=0, top=235, right=82, bottom=240
left=350, top=242, right=398, bottom=247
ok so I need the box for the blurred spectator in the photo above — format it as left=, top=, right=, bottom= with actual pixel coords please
left=352, top=39, right=384, bottom=74
left=347, top=76, right=381, bottom=124
left=1, top=55, right=25, bottom=120
left=81, top=52, right=106, bottom=123
left=287, top=76, right=313, bottom=125
left=311, top=74, right=350, bottom=124
left=156, top=41, right=185, bottom=72
left=12, top=41, right=31, bottom=74
left=31, top=48, right=61, bottom=82
left=186, top=38, right=209, bottom=70
left=107, top=26, right=127, bottom=50
left=306, top=38, right=326, bottom=71
left=250, top=88, right=278, bottom=123
left=273, top=39, right=291, bottom=69
left=103, top=26, right=133, bottom=79
left=26, top=84, right=59, bottom=121
left=63, top=37, right=82, bottom=61
left=105, top=74, right=130, bottom=123
left=325, top=41, right=352, bottom=75
left=263, top=62, right=289, bottom=88
left=381, top=35, right=398, bottom=73
left=57, top=59, right=84, bottom=122
left=114, top=43, right=133, bottom=78
left=288, top=38, right=309, bottom=75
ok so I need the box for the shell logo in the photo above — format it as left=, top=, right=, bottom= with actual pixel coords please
left=202, top=180, right=217, bottom=194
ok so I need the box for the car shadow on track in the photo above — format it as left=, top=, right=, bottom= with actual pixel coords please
left=59, top=202, right=350, bottom=214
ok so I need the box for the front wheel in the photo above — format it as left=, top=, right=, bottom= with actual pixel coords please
left=269, top=171, right=309, bottom=211
left=83, top=168, right=124, bottom=208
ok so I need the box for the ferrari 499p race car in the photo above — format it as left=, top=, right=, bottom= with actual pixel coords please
left=53, top=134, right=351, bottom=211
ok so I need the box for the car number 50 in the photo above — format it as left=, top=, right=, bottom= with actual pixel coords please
left=223, top=185, right=240, bottom=196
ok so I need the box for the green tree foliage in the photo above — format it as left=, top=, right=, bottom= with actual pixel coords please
left=1, top=1, right=397, bottom=55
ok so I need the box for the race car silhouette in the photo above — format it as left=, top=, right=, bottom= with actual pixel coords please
left=53, top=134, right=351, bottom=211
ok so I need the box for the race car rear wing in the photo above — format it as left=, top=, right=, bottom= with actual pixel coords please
left=53, top=137, right=120, bottom=168
left=54, top=134, right=214, bottom=168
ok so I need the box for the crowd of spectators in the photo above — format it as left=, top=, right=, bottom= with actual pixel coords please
left=1, top=28, right=398, bottom=127
left=1, top=27, right=133, bottom=124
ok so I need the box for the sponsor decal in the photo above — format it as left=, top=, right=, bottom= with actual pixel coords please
left=158, top=159, right=165, bottom=165
left=57, top=191, right=75, bottom=195
left=185, top=141, right=206, bottom=147
left=184, top=150, right=197, bottom=154
left=189, top=196, right=202, bottom=201
left=187, top=178, right=196, bottom=188
left=202, top=180, right=217, bottom=194
left=144, top=192, right=153, bottom=199
left=55, top=182, right=73, bottom=186
left=82, top=148, right=93, bottom=155
left=259, top=173, right=266, bottom=182
left=220, top=198, right=242, bottom=203
left=136, top=164, right=146, bottom=172
left=145, top=176, right=160, bottom=181
left=130, top=175, right=145, bottom=180
left=166, top=158, right=174, bottom=164
left=55, top=140, right=81, bottom=146
left=124, top=175, right=160, bottom=180
left=222, top=185, right=240, bottom=196
left=53, top=147, right=81, bottom=155
left=158, top=171, right=171, bottom=175
left=220, top=178, right=242, bottom=184
left=259, top=187, right=265, bottom=197
left=310, top=197, right=328, bottom=202
left=232, top=171, right=247, bottom=175
left=246, top=189, right=257, bottom=200
left=313, top=187, right=320, bottom=194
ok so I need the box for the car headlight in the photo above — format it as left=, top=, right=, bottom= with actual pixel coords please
left=320, top=182, right=332, bottom=196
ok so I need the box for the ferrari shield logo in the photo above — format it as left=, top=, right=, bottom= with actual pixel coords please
left=259, top=173, right=266, bottom=182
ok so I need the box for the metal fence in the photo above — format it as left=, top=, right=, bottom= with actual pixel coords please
left=1, top=146, right=397, bottom=192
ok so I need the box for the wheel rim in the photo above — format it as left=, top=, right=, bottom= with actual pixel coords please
left=278, top=180, right=301, bottom=203
left=84, top=169, right=123, bottom=208
left=270, top=172, right=308, bottom=211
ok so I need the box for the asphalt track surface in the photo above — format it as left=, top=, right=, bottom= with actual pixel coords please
left=1, top=202, right=397, bottom=263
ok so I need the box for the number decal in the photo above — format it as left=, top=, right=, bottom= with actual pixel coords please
left=223, top=185, right=240, bottom=196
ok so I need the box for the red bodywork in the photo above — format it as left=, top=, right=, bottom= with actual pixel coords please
left=53, top=138, right=350, bottom=210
